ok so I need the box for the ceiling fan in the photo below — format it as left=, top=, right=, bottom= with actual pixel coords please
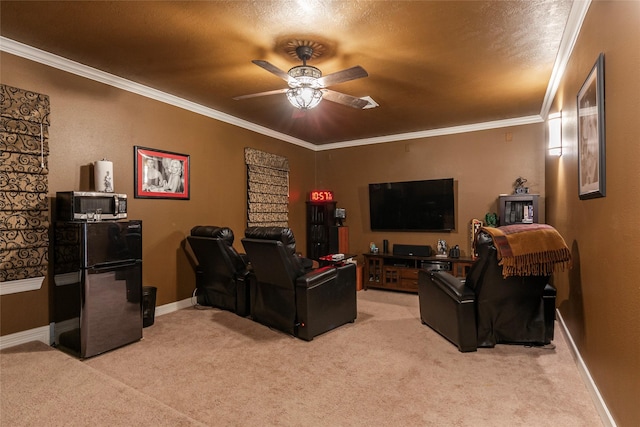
left=233, top=45, right=370, bottom=110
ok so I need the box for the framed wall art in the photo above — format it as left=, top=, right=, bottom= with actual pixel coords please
left=134, top=146, right=190, bottom=199
left=577, top=53, right=605, bottom=200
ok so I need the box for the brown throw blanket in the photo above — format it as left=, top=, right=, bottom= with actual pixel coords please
left=482, top=224, right=572, bottom=277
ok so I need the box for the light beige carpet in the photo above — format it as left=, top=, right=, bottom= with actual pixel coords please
left=0, top=341, right=203, bottom=426
left=2, top=290, right=601, bottom=426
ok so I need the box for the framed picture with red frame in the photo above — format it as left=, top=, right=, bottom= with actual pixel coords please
left=134, top=146, right=190, bottom=199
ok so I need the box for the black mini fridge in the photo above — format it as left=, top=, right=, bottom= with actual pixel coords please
left=53, top=220, right=143, bottom=358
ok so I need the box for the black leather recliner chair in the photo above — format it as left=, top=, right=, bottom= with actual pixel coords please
left=241, top=226, right=357, bottom=341
left=418, top=229, right=557, bottom=352
left=187, top=226, right=250, bottom=316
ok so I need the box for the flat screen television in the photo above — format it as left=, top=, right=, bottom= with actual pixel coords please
left=369, top=178, right=455, bottom=231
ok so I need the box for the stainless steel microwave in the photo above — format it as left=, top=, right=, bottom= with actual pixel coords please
left=56, top=191, right=127, bottom=221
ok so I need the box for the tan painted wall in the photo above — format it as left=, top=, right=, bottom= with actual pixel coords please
left=545, top=1, right=640, bottom=425
left=0, top=52, right=547, bottom=334
left=316, top=126, right=545, bottom=257
left=0, top=53, right=315, bottom=335
left=0, top=54, right=547, bottom=329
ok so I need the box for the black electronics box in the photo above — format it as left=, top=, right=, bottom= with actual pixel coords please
left=421, top=261, right=451, bottom=271
left=392, top=244, right=432, bottom=257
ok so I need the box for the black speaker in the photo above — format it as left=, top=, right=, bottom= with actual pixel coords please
left=392, top=244, right=432, bottom=257
left=383, top=239, right=389, bottom=254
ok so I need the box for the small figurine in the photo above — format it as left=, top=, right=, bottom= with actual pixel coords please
left=104, top=171, right=113, bottom=193
left=514, top=177, right=529, bottom=194
left=485, top=212, right=498, bottom=227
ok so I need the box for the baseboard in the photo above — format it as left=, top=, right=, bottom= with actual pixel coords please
left=0, top=325, right=50, bottom=350
left=0, top=297, right=195, bottom=350
left=155, top=296, right=195, bottom=317
left=556, top=309, right=617, bottom=427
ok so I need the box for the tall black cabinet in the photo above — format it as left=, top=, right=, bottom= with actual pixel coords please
left=306, top=201, right=336, bottom=260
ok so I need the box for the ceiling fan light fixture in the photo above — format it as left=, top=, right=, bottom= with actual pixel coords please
left=236, top=41, right=369, bottom=110
left=286, top=86, right=323, bottom=110
left=288, top=65, right=322, bottom=84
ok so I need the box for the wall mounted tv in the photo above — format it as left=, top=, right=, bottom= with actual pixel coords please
left=369, top=178, right=455, bottom=231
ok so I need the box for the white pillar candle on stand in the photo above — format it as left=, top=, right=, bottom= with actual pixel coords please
left=94, top=159, right=114, bottom=192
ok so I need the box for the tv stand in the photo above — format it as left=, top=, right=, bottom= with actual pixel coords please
left=363, top=253, right=474, bottom=293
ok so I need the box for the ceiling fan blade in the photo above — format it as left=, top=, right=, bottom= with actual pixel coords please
left=252, top=60, right=294, bottom=84
left=322, top=89, right=370, bottom=109
left=317, top=66, right=368, bottom=87
left=233, top=88, right=288, bottom=101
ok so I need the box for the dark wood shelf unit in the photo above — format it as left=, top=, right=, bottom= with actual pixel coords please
left=363, top=253, right=474, bottom=293
left=498, top=194, right=539, bottom=226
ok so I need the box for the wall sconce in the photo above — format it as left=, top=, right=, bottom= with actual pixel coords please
left=548, top=112, right=562, bottom=156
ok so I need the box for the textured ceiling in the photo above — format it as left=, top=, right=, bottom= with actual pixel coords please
left=0, top=1, right=574, bottom=145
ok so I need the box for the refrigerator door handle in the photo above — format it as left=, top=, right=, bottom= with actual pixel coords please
left=91, top=260, right=139, bottom=271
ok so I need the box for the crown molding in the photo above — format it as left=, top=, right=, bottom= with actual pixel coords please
left=2, top=35, right=564, bottom=151
left=317, top=115, right=544, bottom=151
left=539, top=0, right=591, bottom=119
left=0, top=37, right=315, bottom=150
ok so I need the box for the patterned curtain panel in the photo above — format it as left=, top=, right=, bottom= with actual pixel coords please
left=0, top=84, right=50, bottom=285
left=244, top=147, right=289, bottom=227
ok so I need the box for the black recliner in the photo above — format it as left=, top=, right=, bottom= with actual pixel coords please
left=418, top=228, right=560, bottom=352
left=187, top=226, right=250, bottom=316
left=241, top=226, right=357, bottom=341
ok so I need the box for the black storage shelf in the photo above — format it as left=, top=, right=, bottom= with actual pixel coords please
left=306, top=201, right=336, bottom=260
left=498, top=194, right=539, bottom=225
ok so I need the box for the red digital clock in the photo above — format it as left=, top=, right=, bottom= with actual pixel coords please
left=310, top=190, right=334, bottom=202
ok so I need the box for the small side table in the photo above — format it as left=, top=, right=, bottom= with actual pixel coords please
left=317, top=253, right=357, bottom=267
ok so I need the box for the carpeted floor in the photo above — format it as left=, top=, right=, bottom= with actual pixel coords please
left=1, top=290, right=602, bottom=426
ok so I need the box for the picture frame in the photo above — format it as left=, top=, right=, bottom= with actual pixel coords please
left=577, top=53, right=605, bottom=200
left=134, top=146, right=190, bottom=199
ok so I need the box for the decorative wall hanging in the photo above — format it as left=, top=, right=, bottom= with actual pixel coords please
left=0, top=84, right=50, bottom=294
left=244, top=147, right=289, bottom=227
left=134, top=146, right=190, bottom=199
left=577, top=53, right=606, bottom=200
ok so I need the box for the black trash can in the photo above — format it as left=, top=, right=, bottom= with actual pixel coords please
left=142, top=286, right=157, bottom=328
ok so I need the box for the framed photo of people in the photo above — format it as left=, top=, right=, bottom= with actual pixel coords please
left=134, top=146, right=190, bottom=199
left=577, top=53, right=605, bottom=200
